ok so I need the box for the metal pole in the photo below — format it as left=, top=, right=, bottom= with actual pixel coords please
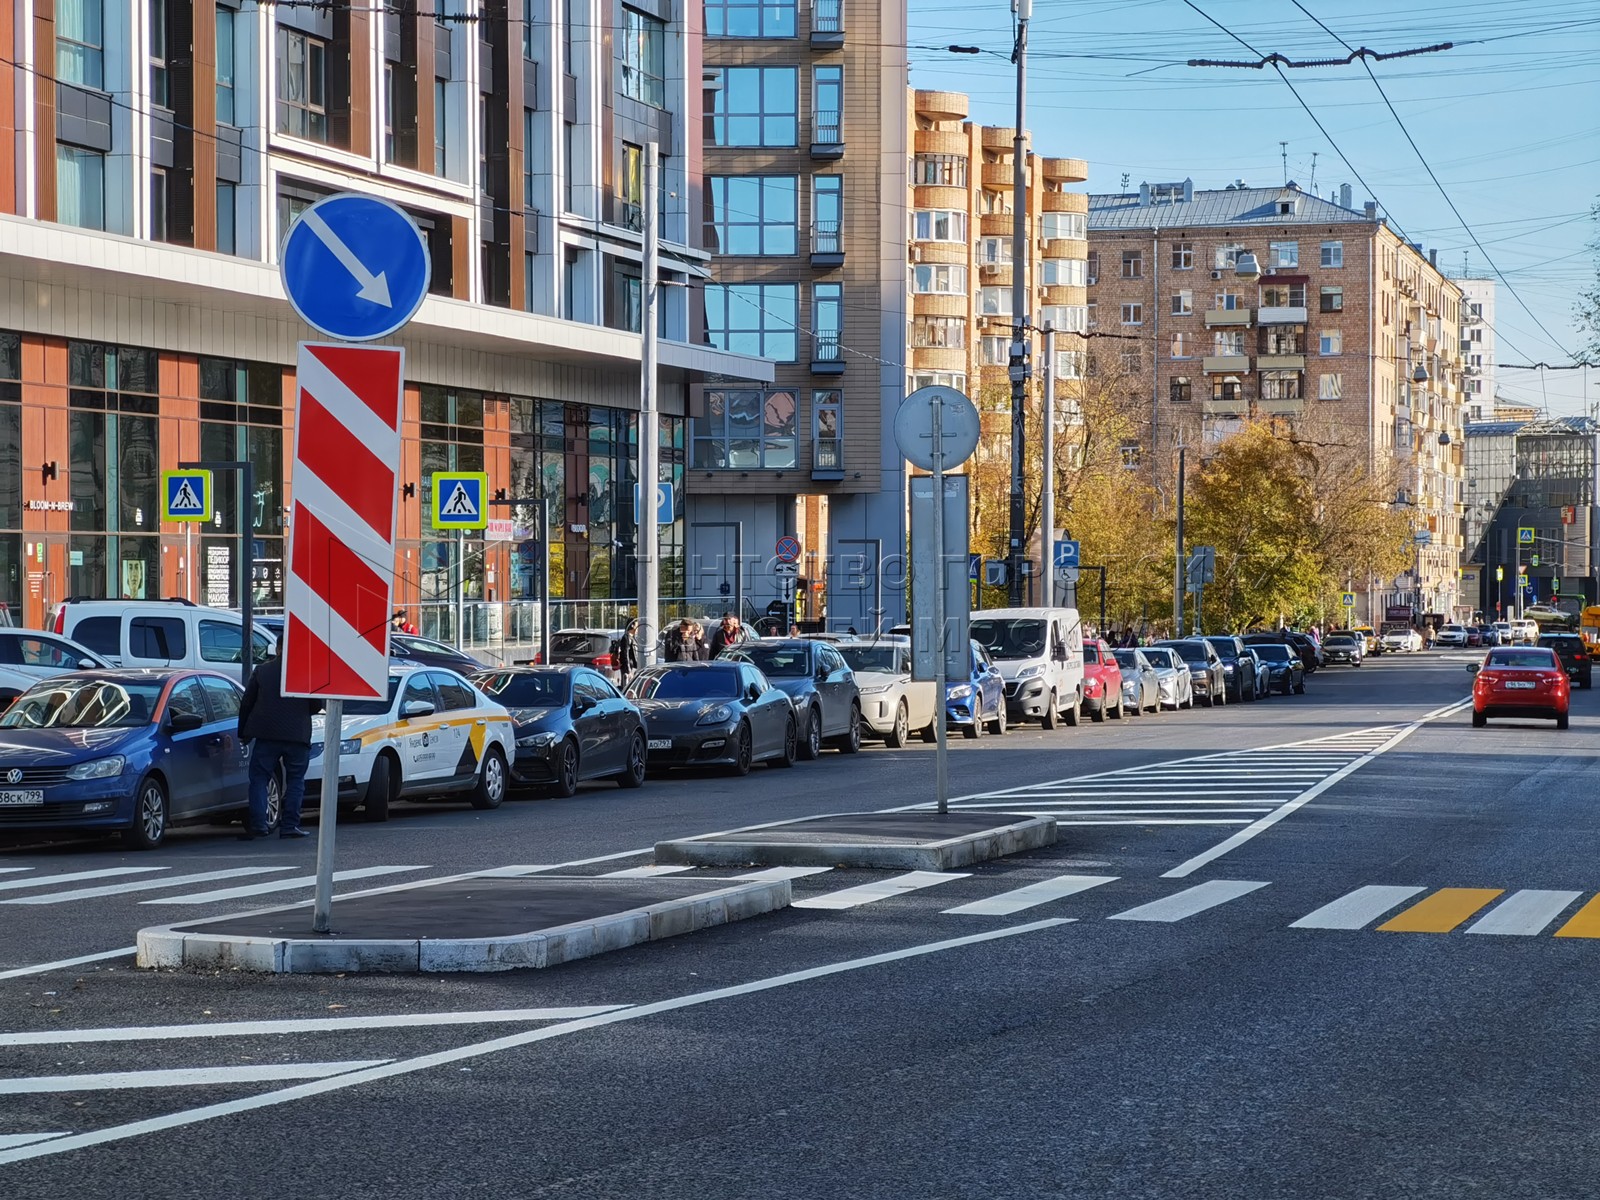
left=539, top=497, right=551, bottom=664
left=455, top=528, right=465, bottom=648
left=1099, top=565, right=1107, bottom=634
left=871, top=537, right=883, bottom=634
left=1006, top=0, right=1031, bottom=606
left=639, top=141, right=661, bottom=666
left=240, top=462, right=253, bottom=688
left=1173, top=445, right=1186, bottom=636
left=1040, top=326, right=1056, bottom=607
left=734, top=521, right=744, bottom=622
left=311, top=698, right=342, bottom=934
left=930, top=393, right=950, bottom=816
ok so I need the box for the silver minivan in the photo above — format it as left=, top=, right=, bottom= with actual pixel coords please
left=969, top=607, right=1086, bottom=728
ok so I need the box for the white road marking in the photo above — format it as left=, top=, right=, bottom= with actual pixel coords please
left=957, top=798, right=1284, bottom=807
left=1107, top=880, right=1269, bottom=922
left=1, top=867, right=295, bottom=906
left=0, top=1062, right=393, bottom=1094
left=733, top=866, right=836, bottom=881
left=1290, top=885, right=1427, bottom=930
left=1466, top=890, right=1584, bottom=936
left=142, top=865, right=429, bottom=905
left=0, top=1134, right=70, bottom=1149
left=0, top=868, right=35, bottom=876
left=1054, top=819, right=1253, bottom=826
left=600, top=865, right=697, bottom=878
left=791, top=870, right=971, bottom=910
left=0, top=867, right=166, bottom=894
left=944, top=874, right=1116, bottom=916
left=0, top=919, right=1069, bottom=1165
left=1019, top=809, right=1273, bottom=817
left=0, top=1007, right=635, bottom=1047
left=0, top=947, right=136, bottom=981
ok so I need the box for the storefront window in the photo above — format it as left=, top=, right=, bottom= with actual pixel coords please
left=0, top=333, right=20, bottom=620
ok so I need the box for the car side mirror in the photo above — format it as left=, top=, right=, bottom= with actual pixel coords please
left=168, top=711, right=205, bottom=734
left=402, top=699, right=436, bottom=718
left=747, top=684, right=763, bottom=702
left=572, top=696, right=593, bottom=715
left=1466, top=664, right=1479, bottom=674
left=78, top=658, right=97, bottom=669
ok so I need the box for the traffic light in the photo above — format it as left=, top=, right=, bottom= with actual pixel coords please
left=1553, top=578, right=1561, bottom=594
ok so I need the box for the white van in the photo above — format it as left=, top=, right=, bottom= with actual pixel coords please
left=968, top=607, right=1085, bottom=727
left=52, top=600, right=276, bottom=671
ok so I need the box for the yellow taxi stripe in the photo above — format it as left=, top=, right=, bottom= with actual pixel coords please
left=1377, top=888, right=1504, bottom=934
left=1553, top=894, right=1600, bottom=939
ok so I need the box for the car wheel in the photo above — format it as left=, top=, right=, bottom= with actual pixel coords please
left=1090, top=698, right=1106, bottom=723
left=988, top=701, right=1007, bottom=736
left=1107, top=695, right=1123, bottom=720
left=123, top=776, right=169, bottom=851
left=1557, top=712, right=1570, bottom=731
left=1294, top=680, right=1306, bottom=695
left=264, top=769, right=284, bottom=833
left=1126, top=695, right=1141, bottom=718
left=1582, top=675, right=1592, bottom=690
left=837, top=703, right=862, bottom=753
left=1042, top=692, right=1060, bottom=730
left=920, top=723, right=938, bottom=744
left=470, top=746, right=507, bottom=810
left=363, top=752, right=395, bottom=822
left=1064, top=691, right=1081, bottom=726
left=729, top=722, right=754, bottom=776
left=551, top=738, right=580, bottom=799
left=1472, top=711, right=1487, bottom=728
left=885, top=701, right=910, bottom=749
left=962, top=717, right=980, bottom=740
left=770, top=716, right=798, bottom=768
left=616, top=732, right=647, bottom=788
left=799, top=708, right=823, bottom=761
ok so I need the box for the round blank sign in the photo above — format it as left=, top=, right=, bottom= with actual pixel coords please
left=894, top=386, right=981, bottom=471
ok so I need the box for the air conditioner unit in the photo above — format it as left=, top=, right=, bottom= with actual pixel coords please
left=1086, top=276, right=1097, bottom=285
left=909, top=246, right=922, bottom=263
left=980, top=263, right=1000, bottom=276
left=1211, top=270, right=1223, bottom=279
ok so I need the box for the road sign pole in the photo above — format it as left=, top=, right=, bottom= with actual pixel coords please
left=312, top=698, right=342, bottom=934
left=178, top=458, right=253, bottom=688
left=1040, top=326, right=1055, bottom=608
left=638, top=141, right=661, bottom=665
left=930, top=394, right=950, bottom=817
left=456, top=528, right=466, bottom=648
left=1173, top=445, right=1186, bottom=637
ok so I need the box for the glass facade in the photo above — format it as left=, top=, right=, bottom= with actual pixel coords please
left=0, top=334, right=19, bottom=621
left=198, top=358, right=286, bottom=608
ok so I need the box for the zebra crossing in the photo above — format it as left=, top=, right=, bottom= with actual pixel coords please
left=0, top=864, right=435, bottom=911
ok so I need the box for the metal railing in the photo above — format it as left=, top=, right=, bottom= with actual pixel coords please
left=811, top=219, right=841, bottom=255
left=813, top=333, right=842, bottom=362
left=813, top=0, right=843, bottom=33
left=813, top=111, right=842, bottom=145
left=813, top=438, right=843, bottom=470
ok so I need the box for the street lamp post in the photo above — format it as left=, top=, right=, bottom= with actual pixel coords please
left=1006, top=0, right=1032, bottom=606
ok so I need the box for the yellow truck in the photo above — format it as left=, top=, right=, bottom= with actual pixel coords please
left=1581, top=606, right=1600, bottom=661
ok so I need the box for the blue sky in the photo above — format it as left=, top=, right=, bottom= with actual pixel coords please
left=908, top=0, right=1600, bottom=416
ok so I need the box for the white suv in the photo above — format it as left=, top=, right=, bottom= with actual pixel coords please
left=53, top=601, right=274, bottom=672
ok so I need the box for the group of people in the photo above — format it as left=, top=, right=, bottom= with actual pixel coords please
left=608, top=612, right=749, bottom=680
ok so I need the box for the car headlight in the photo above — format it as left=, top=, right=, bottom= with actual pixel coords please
left=339, top=738, right=363, bottom=756
left=518, top=731, right=558, bottom=749
left=1015, top=664, right=1043, bottom=680
left=858, top=683, right=892, bottom=696
left=1222, top=664, right=1234, bottom=674
left=66, top=756, right=125, bottom=781
left=697, top=704, right=733, bottom=726
left=947, top=684, right=972, bottom=700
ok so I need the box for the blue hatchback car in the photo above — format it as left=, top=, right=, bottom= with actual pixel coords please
left=0, top=669, right=269, bottom=849
left=946, top=640, right=1007, bottom=739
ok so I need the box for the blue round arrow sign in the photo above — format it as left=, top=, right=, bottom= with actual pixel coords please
left=280, top=194, right=431, bottom=342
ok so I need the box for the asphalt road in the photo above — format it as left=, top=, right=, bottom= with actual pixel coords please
left=5, top=651, right=1597, bottom=1198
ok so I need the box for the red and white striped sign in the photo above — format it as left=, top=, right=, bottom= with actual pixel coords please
left=282, top=343, right=404, bottom=699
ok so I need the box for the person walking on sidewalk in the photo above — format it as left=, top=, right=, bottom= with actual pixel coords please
left=237, top=652, right=321, bottom=840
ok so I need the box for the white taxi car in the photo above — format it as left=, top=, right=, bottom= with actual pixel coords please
left=305, top=665, right=516, bottom=822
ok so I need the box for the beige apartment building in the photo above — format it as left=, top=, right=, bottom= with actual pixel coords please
left=1087, top=180, right=1469, bottom=622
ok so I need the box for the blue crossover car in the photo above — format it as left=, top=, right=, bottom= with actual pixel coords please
left=0, top=669, right=270, bottom=849
left=946, top=640, right=1008, bottom=739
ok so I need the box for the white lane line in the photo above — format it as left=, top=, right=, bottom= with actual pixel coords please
left=600, top=865, right=697, bottom=878
left=1107, top=880, right=1269, bottom=922
left=0, top=947, right=136, bottom=981
left=0, top=1062, right=393, bottom=1094
left=0, top=919, right=1069, bottom=1165
left=2, top=867, right=294, bottom=906
left=0, top=867, right=166, bottom=894
left=0, top=868, right=35, bottom=877
left=792, top=870, right=970, bottom=910
left=142, top=865, right=430, bottom=905
left=0, top=1007, right=634, bottom=1047
left=958, top=797, right=1285, bottom=806
left=1163, top=699, right=1474, bottom=879
left=0, top=1134, right=70, bottom=1150
left=944, top=874, right=1116, bottom=916
left=1019, top=809, right=1274, bottom=817
left=1054, top=819, right=1253, bottom=826
left=1466, top=890, right=1584, bottom=937
left=733, top=866, right=836, bottom=881
left=1290, top=885, right=1427, bottom=930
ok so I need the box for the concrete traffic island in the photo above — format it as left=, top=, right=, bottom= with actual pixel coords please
left=655, top=811, right=1058, bottom=871
left=136, top=875, right=791, bottom=974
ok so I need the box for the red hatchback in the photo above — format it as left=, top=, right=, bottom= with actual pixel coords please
left=1470, top=646, right=1570, bottom=730
left=1082, top=639, right=1125, bottom=722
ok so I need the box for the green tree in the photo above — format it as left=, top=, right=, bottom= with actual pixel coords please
left=1578, top=195, right=1600, bottom=365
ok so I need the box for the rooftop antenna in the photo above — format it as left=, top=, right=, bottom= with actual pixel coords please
left=1462, top=251, right=1469, bottom=277
left=1309, top=151, right=1318, bottom=193
left=1279, top=141, right=1288, bottom=185
left=1120, top=172, right=1130, bottom=191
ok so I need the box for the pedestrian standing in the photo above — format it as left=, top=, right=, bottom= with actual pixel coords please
left=615, top=618, right=641, bottom=683
left=391, top=609, right=418, bottom=636
left=709, top=613, right=741, bottom=657
left=237, top=652, right=321, bottom=840
left=689, top=621, right=709, bottom=660
left=664, top=620, right=690, bottom=662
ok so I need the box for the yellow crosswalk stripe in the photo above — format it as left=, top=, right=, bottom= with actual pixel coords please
left=1377, top=888, right=1505, bottom=934
left=1553, top=895, right=1600, bottom=939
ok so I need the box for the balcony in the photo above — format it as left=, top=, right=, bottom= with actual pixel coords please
left=1258, top=396, right=1305, bottom=417
left=1257, top=305, right=1307, bottom=324
left=1203, top=396, right=1245, bottom=417
left=811, top=112, right=844, bottom=159
left=811, top=220, right=844, bottom=268
left=1203, top=355, right=1250, bottom=374
left=812, top=436, right=845, bottom=481
left=1257, top=354, right=1305, bottom=371
left=811, top=0, right=845, bottom=49
left=811, top=334, right=845, bottom=376
left=1204, top=308, right=1252, bottom=327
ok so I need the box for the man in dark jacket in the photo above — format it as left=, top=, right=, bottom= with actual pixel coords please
left=237, top=654, right=321, bottom=840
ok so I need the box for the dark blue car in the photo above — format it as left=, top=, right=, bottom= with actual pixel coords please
left=0, top=669, right=269, bottom=849
left=946, top=640, right=1007, bottom=739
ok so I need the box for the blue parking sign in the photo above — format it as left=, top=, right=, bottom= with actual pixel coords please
left=1053, top=540, right=1080, bottom=570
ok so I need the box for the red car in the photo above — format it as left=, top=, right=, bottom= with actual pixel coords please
left=1470, top=646, right=1570, bottom=730
left=1081, top=639, right=1125, bottom=722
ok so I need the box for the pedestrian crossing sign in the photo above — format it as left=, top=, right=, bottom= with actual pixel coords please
left=162, top=470, right=213, bottom=523
left=1341, top=592, right=1356, bottom=607
left=432, top=472, right=489, bottom=530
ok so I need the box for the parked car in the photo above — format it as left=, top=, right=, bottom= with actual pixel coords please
left=0, top=669, right=268, bottom=849
left=536, top=628, right=625, bottom=682
left=1243, top=631, right=1318, bottom=675
left=1434, top=624, right=1469, bottom=648
left=1469, top=646, right=1570, bottom=729
left=390, top=633, right=485, bottom=674
left=1323, top=632, right=1364, bottom=665
left=1250, top=642, right=1306, bottom=695
left=471, top=666, right=646, bottom=796
left=1466, top=626, right=1485, bottom=647
left=968, top=607, right=1084, bottom=728
left=1511, top=619, right=1540, bottom=645
left=1081, top=638, right=1125, bottom=721
left=720, top=639, right=861, bottom=757
left=1152, top=639, right=1227, bottom=706
left=1350, top=625, right=1382, bottom=656
left=53, top=600, right=275, bottom=672
left=623, top=661, right=797, bottom=774
left=1537, top=632, right=1593, bottom=689
left=304, top=665, right=517, bottom=821
left=1112, top=648, right=1161, bottom=716
left=0, top=630, right=111, bottom=707
left=946, top=639, right=1008, bottom=739
left=1204, top=635, right=1261, bottom=702
left=1382, top=626, right=1424, bottom=653
left=1138, top=646, right=1195, bottom=710
left=835, top=637, right=938, bottom=748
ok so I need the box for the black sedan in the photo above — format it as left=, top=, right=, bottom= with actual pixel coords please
left=1249, top=642, right=1306, bottom=695
left=719, top=640, right=862, bottom=758
left=623, top=662, right=797, bottom=775
left=472, top=666, right=646, bottom=797
left=1244, top=630, right=1320, bottom=675
left=1204, top=635, right=1260, bottom=702
left=390, top=633, right=486, bottom=673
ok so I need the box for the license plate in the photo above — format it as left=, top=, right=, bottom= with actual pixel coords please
left=0, top=789, right=44, bottom=806
left=1505, top=681, right=1536, bottom=689
left=647, top=739, right=672, bottom=750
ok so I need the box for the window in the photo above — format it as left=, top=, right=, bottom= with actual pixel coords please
left=129, top=617, right=188, bottom=662
left=620, top=7, right=666, bottom=108
left=1120, top=349, right=1141, bottom=372
left=1260, top=282, right=1305, bottom=308
left=1121, top=249, right=1143, bottom=279
left=1213, top=330, right=1244, bottom=356
left=216, top=181, right=237, bottom=254
left=1041, top=212, right=1085, bottom=240
left=812, top=283, right=842, bottom=362
left=979, top=287, right=1012, bottom=317
left=215, top=8, right=236, bottom=124
left=1319, top=372, right=1343, bottom=400
left=1214, top=292, right=1241, bottom=310
left=523, top=0, right=537, bottom=57
left=907, top=371, right=966, bottom=392
left=1261, top=326, right=1301, bottom=355
left=434, top=78, right=448, bottom=174
left=1269, top=240, right=1299, bottom=268
left=812, top=66, right=842, bottom=145
left=1214, top=243, right=1242, bottom=270
left=1086, top=251, right=1099, bottom=283
left=912, top=316, right=965, bottom=349
left=1259, top=370, right=1302, bottom=401
left=1320, top=240, right=1343, bottom=268
left=711, top=67, right=798, bottom=147
left=978, top=237, right=1012, bottom=266
left=1041, top=259, right=1085, bottom=286
left=1319, top=330, right=1342, bottom=356
left=1170, top=331, right=1191, bottom=359
left=814, top=390, right=841, bottom=464
left=979, top=335, right=1009, bottom=366
left=150, top=169, right=168, bottom=242
left=911, top=264, right=966, bottom=295
left=200, top=676, right=242, bottom=721
left=704, top=283, right=798, bottom=361
left=56, top=146, right=106, bottom=231
left=1172, top=241, right=1194, bottom=270
left=1320, top=286, right=1344, bottom=312
left=276, top=29, right=328, bottom=141
left=694, top=387, right=798, bottom=469
left=1121, top=303, right=1143, bottom=325
left=1086, top=302, right=1097, bottom=328
left=523, top=110, right=536, bottom=207
left=1040, top=306, right=1087, bottom=333
left=812, top=175, right=841, bottom=253
left=1171, top=376, right=1192, bottom=403
left=401, top=674, right=437, bottom=714
left=57, top=0, right=104, bottom=88
left=199, top=619, right=250, bottom=663
left=1054, top=350, right=1084, bottom=379
left=1120, top=442, right=1141, bottom=470
left=914, top=154, right=967, bottom=186
left=432, top=673, right=478, bottom=711
left=912, top=210, right=966, bottom=242
left=149, top=0, right=170, bottom=106
left=1211, top=377, right=1241, bottom=405
left=1171, top=289, right=1193, bottom=316
left=706, top=0, right=796, bottom=37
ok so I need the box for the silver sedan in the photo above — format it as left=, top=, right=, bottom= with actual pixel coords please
left=1112, top=648, right=1162, bottom=716
left=1139, top=647, right=1195, bottom=710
